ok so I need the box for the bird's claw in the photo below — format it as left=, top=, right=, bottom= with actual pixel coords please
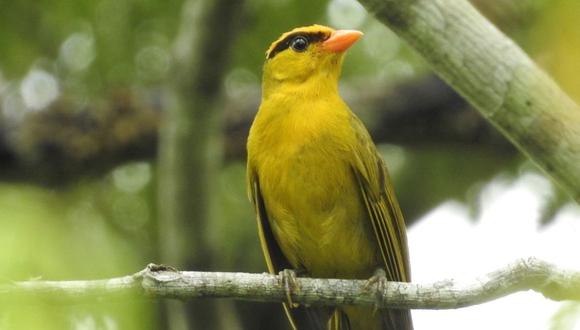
left=278, top=269, right=300, bottom=308
left=363, top=268, right=388, bottom=314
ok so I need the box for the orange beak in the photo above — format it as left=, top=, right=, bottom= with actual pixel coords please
left=322, top=29, right=363, bottom=53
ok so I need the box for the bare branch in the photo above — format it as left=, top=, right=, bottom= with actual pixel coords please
left=3, top=258, right=580, bottom=309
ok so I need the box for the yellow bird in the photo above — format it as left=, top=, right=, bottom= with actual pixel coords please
left=247, top=25, right=413, bottom=330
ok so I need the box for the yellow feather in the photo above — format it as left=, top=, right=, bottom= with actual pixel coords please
left=247, top=25, right=413, bottom=330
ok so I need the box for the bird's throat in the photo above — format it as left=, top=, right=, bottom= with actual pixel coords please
left=262, top=70, right=340, bottom=102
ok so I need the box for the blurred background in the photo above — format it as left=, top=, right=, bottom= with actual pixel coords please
left=0, top=0, right=578, bottom=329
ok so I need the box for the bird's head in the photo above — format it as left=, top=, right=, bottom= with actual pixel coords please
left=262, top=25, right=363, bottom=97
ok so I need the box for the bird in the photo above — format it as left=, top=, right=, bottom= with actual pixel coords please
left=246, top=24, right=413, bottom=330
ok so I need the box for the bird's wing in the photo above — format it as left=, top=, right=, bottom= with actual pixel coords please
left=349, top=115, right=413, bottom=330
left=248, top=171, right=332, bottom=330
left=348, top=114, right=410, bottom=283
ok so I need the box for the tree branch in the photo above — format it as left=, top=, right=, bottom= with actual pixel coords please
left=358, top=0, right=580, bottom=203
left=4, top=258, right=580, bottom=309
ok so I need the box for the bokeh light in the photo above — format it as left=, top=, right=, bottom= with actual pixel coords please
left=20, top=69, right=59, bottom=111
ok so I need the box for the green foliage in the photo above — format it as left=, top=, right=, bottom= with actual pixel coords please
left=0, top=176, right=155, bottom=329
left=0, top=0, right=181, bottom=96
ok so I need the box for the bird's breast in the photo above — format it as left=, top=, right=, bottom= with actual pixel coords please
left=251, top=110, right=377, bottom=278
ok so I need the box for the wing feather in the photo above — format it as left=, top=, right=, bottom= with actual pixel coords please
left=349, top=115, right=410, bottom=283
left=349, top=115, right=413, bottom=330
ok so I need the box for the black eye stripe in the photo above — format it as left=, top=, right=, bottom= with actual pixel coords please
left=267, top=32, right=328, bottom=59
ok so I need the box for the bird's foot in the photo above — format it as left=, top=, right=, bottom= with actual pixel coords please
left=363, top=268, right=388, bottom=314
left=278, top=269, right=301, bottom=308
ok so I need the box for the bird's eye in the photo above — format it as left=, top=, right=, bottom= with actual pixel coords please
left=290, top=36, right=309, bottom=52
